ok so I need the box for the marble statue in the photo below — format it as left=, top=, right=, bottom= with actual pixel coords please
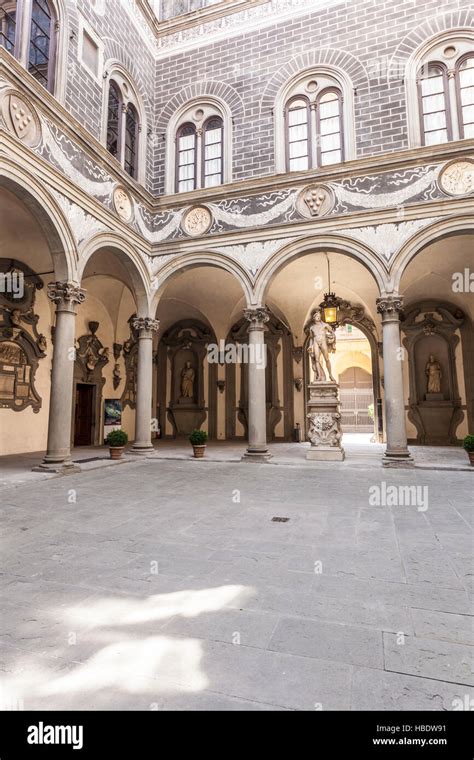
left=180, top=361, right=195, bottom=398
left=425, top=354, right=442, bottom=394
left=308, top=308, right=336, bottom=382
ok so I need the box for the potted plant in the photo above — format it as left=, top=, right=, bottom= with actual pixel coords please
left=105, top=429, right=128, bottom=460
left=462, top=435, right=474, bottom=466
left=189, top=429, right=208, bottom=458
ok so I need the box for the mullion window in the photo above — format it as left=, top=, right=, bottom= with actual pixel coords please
left=0, top=2, right=17, bottom=55
left=28, top=0, right=54, bottom=91
left=316, top=88, right=343, bottom=166
left=457, top=55, right=474, bottom=139
left=286, top=96, right=310, bottom=172
left=418, top=63, right=450, bottom=146
left=176, top=123, right=197, bottom=192
left=106, top=81, right=121, bottom=159
left=124, top=105, right=139, bottom=179
left=203, top=116, right=223, bottom=188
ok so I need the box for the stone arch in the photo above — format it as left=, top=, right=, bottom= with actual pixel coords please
left=255, top=235, right=387, bottom=306
left=391, top=215, right=474, bottom=292
left=151, top=251, right=254, bottom=314
left=259, top=48, right=369, bottom=115
left=78, top=233, right=151, bottom=316
left=388, top=7, right=474, bottom=80
left=0, top=157, right=77, bottom=281
left=155, top=81, right=245, bottom=134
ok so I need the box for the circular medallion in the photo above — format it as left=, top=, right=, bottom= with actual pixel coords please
left=297, top=184, right=335, bottom=218
left=112, top=185, right=134, bottom=223
left=182, top=205, right=212, bottom=237
left=1, top=90, right=41, bottom=148
left=438, top=159, right=474, bottom=196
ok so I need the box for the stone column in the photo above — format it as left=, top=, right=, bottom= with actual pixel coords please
left=35, top=282, right=86, bottom=472
left=242, top=307, right=271, bottom=461
left=376, top=296, right=413, bottom=466
left=131, top=317, right=160, bottom=453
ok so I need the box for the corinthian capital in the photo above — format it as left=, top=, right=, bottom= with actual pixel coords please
left=243, top=307, right=270, bottom=331
left=132, top=317, right=160, bottom=335
left=47, top=282, right=86, bottom=306
left=376, top=296, right=404, bottom=316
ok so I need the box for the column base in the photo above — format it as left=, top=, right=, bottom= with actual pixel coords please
left=129, top=444, right=155, bottom=456
left=383, top=450, right=414, bottom=468
left=242, top=448, right=272, bottom=462
left=33, top=460, right=81, bottom=474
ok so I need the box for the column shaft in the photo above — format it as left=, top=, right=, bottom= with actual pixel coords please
left=132, top=317, right=159, bottom=453
left=243, top=307, right=271, bottom=461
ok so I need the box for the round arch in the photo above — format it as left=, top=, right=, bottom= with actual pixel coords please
left=255, top=235, right=387, bottom=305
left=391, top=215, right=474, bottom=292
left=150, top=251, right=255, bottom=315
left=78, top=233, right=151, bottom=316
left=0, top=158, right=77, bottom=281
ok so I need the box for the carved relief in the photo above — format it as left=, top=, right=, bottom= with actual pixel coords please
left=75, top=321, right=109, bottom=379
left=1, top=91, right=41, bottom=147
left=438, top=159, right=474, bottom=196
left=307, top=411, right=343, bottom=448
left=113, top=185, right=134, bottom=223
left=121, top=316, right=139, bottom=410
left=297, top=185, right=335, bottom=218
left=0, top=260, right=46, bottom=413
left=182, top=205, right=212, bottom=237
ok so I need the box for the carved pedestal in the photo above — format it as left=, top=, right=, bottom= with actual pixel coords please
left=306, top=382, right=345, bottom=461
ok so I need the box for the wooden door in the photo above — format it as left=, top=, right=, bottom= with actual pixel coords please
left=74, top=383, right=94, bottom=446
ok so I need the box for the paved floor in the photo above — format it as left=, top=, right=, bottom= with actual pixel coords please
left=0, top=453, right=472, bottom=711
left=0, top=435, right=471, bottom=490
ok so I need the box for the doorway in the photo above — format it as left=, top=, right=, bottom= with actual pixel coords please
left=74, top=383, right=94, bottom=446
left=339, top=366, right=374, bottom=433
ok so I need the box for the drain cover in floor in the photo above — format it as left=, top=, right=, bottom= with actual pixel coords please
left=272, top=516, right=290, bottom=522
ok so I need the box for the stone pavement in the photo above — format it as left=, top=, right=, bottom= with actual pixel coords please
left=0, top=455, right=472, bottom=711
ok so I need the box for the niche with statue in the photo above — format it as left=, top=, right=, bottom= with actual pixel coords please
left=402, top=305, right=464, bottom=444
left=157, top=320, right=217, bottom=438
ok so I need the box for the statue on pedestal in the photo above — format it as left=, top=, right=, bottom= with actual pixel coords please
left=425, top=354, right=442, bottom=394
left=308, top=308, right=336, bottom=382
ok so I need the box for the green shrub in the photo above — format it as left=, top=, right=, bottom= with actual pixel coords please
left=463, top=434, right=474, bottom=452
left=368, top=402, right=374, bottom=421
left=105, top=429, right=128, bottom=447
left=189, top=429, right=208, bottom=445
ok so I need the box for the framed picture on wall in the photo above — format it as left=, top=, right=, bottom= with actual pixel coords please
left=104, top=399, right=122, bottom=427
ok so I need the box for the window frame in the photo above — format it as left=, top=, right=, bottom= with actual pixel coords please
left=124, top=102, right=140, bottom=180
left=106, top=79, right=123, bottom=162
left=417, top=60, right=452, bottom=146
left=27, top=0, right=57, bottom=94
left=0, top=0, right=21, bottom=57
left=284, top=93, right=311, bottom=173
left=175, top=121, right=198, bottom=193
left=455, top=51, right=474, bottom=140
left=315, top=86, right=344, bottom=167
left=201, top=114, right=224, bottom=188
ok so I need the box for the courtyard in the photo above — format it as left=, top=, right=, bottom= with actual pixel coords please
left=1, top=452, right=472, bottom=711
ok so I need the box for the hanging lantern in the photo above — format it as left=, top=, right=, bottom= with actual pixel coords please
left=320, top=255, right=339, bottom=326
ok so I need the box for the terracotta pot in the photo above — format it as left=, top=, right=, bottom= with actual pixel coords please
left=109, top=446, right=125, bottom=460
left=468, top=451, right=474, bottom=466
left=192, top=444, right=206, bottom=458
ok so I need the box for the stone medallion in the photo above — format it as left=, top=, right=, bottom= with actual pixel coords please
left=1, top=91, right=41, bottom=147
left=112, top=185, right=134, bottom=223
left=182, top=205, right=212, bottom=237
left=438, top=159, right=474, bottom=196
left=297, top=184, right=335, bottom=218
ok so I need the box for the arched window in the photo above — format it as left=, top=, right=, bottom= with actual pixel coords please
left=456, top=54, right=474, bottom=139
left=285, top=96, right=310, bottom=172
left=316, top=88, right=344, bottom=166
left=124, top=104, right=139, bottom=179
left=279, top=71, right=352, bottom=172
left=103, top=74, right=143, bottom=182
left=28, top=0, right=56, bottom=92
left=176, top=123, right=197, bottom=193
left=0, top=1, right=18, bottom=55
left=203, top=116, right=223, bottom=188
left=106, top=80, right=122, bottom=159
left=417, top=62, right=451, bottom=145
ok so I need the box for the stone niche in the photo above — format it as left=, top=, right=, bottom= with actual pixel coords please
left=0, top=259, right=47, bottom=413
left=158, top=320, right=217, bottom=438
left=402, top=305, right=464, bottom=445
